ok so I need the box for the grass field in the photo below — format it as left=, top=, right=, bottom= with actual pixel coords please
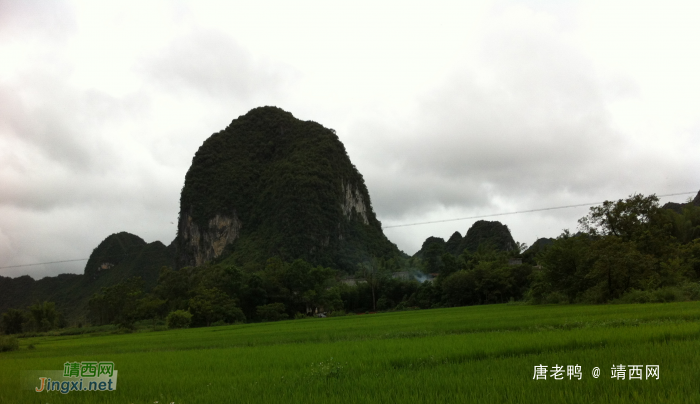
left=2, top=302, right=700, bottom=403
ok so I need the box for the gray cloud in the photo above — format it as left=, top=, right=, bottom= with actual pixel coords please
left=142, top=29, right=297, bottom=99
left=352, top=16, right=692, bottom=230
left=0, top=0, right=75, bottom=40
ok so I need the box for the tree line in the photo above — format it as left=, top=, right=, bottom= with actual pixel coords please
left=3, top=193, right=700, bottom=334
left=1, top=301, right=67, bottom=335
left=530, top=194, right=700, bottom=303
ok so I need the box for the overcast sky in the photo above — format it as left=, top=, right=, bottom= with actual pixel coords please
left=1, top=0, right=699, bottom=279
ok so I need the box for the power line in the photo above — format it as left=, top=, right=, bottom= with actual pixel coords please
left=0, top=249, right=167, bottom=270
left=382, top=191, right=697, bottom=229
left=0, top=190, right=696, bottom=269
left=0, top=258, right=89, bottom=269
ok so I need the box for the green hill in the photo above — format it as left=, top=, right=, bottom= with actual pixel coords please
left=522, top=237, right=555, bottom=265
left=413, top=220, right=517, bottom=258
left=175, top=106, right=402, bottom=271
left=458, top=220, right=516, bottom=253
left=0, top=232, right=174, bottom=320
left=412, top=236, right=446, bottom=259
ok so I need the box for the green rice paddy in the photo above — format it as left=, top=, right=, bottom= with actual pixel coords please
left=2, top=302, right=700, bottom=403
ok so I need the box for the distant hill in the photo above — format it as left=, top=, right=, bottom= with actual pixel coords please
left=413, top=236, right=447, bottom=259
left=445, top=231, right=463, bottom=255
left=175, top=106, right=402, bottom=271
left=458, top=220, right=516, bottom=253
left=662, top=191, right=700, bottom=214
left=0, top=232, right=173, bottom=320
left=413, top=220, right=516, bottom=258
left=522, top=237, right=555, bottom=265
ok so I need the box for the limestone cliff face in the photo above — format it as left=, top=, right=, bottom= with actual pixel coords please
left=178, top=212, right=242, bottom=267
left=341, top=180, right=369, bottom=225
left=98, top=262, right=114, bottom=271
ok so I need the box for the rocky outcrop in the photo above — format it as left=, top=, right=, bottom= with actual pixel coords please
left=98, top=262, right=114, bottom=271
left=178, top=212, right=242, bottom=267
left=341, top=181, right=369, bottom=225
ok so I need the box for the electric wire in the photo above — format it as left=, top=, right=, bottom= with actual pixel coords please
left=382, top=191, right=697, bottom=229
left=0, top=250, right=169, bottom=270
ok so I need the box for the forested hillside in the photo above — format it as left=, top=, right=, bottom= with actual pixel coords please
left=176, top=106, right=402, bottom=271
left=0, top=232, right=173, bottom=322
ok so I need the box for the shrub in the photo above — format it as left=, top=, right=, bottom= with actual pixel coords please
left=166, top=310, right=192, bottom=329
left=0, top=336, right=19, bottom=352
left=614, top=284, right=700, bottom=304
left=613, top=289, right=652, bottom=304
left=256, top=303, right=288, bottom=321
left=680, top=282, right=700, bottom=300
left=376, top=296, right=394, bottom=311
left=542, top=291, right=570, bottom=304
left=188, top=287, right=246, bottom=327
left=574, top=286, right=604, bottom=304
left=228, top=307, right=246, bottom=324
left=328, top=310, right=346, bottom=317
left=652, top=287, right=683, bottom=303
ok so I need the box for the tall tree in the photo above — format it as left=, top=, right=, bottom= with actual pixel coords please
left=358, top=257, right=389, bottom=311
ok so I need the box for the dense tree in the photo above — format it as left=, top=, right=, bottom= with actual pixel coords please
left=154, top=267, right=193, bottom=312
left=166, top=310, right=192, bottom=329
left=439, top=253, right=459, bottom=280
left=358, top=257, right=391, bottom=310
left=1, top=309, right=26, bottom=335
left=88, top=277, right=143, bottom=328
left=29, top=301, right=55, bottom=332
left=256, top=303, right=288, bottom=321
left=188, top=287, right=245, bottom=326
left=531, top=193, right=700, bottom=304
left=423, top=239, right=446, bottom=273
left=239, top=273, right=268, bottom=320
left=578, top=193, right=675, bottom=257
left=665, top=205, right=700, bottom=244
left=137, top=295, right=167, bottom=330
left=539, top=231, right=595, bottom=302
left=586, top=237, right=655, bottom=301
